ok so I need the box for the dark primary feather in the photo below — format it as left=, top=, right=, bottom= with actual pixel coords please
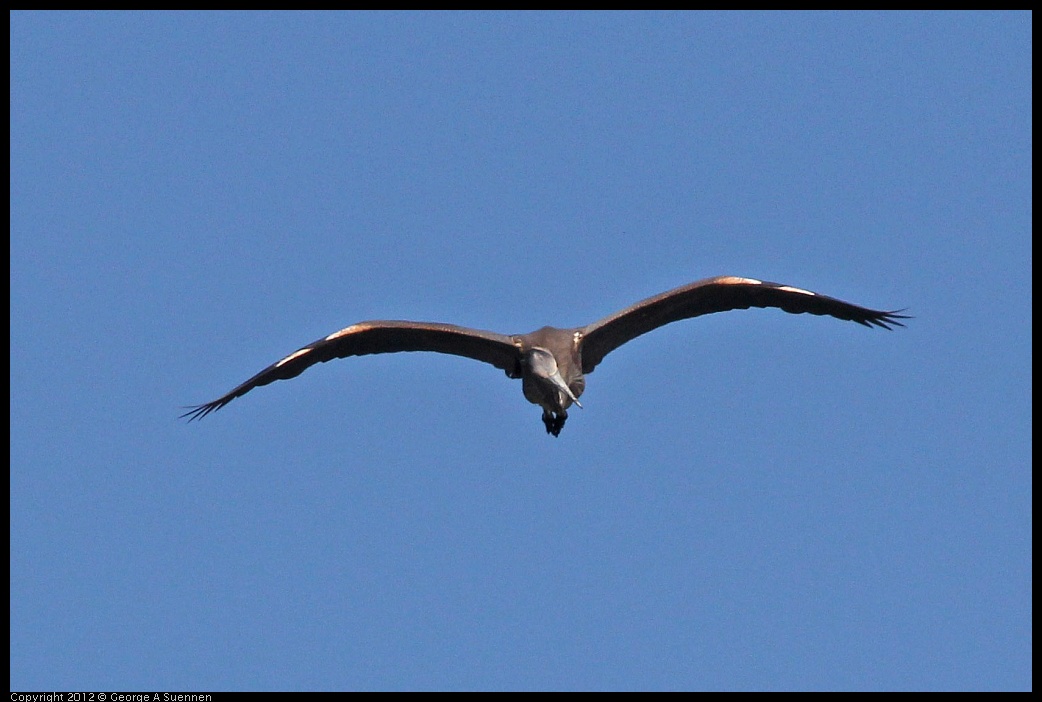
left=181, top=321, right=518, bottom=421
left=580, top=276, right=908, bottom=373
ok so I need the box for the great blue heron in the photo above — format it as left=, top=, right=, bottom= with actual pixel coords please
left=183, top=276, right=907, bottom=436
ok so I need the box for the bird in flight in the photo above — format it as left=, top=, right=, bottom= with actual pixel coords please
left=182, top=276, right=907, bottom=436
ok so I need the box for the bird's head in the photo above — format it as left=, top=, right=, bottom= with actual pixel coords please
left=521, top=347, right=582, bottom=409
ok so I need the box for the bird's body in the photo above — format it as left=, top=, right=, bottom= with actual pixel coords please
left=183, top=276, right=907, bottom=436
left=515, top=326, right=586, bottom=436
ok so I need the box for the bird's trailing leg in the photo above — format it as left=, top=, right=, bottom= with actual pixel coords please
left=541, top=409, right=567, bottom=437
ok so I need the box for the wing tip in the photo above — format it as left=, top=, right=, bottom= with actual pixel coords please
left=867, top=309, right=911, bottom=330
left=180, top=400, right=227, bottom=422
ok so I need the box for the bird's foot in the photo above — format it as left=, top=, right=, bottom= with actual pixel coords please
left=542, top=410, right=567, bottom=437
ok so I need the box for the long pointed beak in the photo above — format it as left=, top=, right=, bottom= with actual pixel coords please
left=548, top=370, right=582, bottom=409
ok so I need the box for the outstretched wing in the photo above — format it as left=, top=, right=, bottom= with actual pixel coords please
left=580, top=276, right=908, bottom=373
left=182, top=321, right=519, bottom=421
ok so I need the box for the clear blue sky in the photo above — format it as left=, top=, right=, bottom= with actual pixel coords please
left=11, top=11, right=1031, bottom=691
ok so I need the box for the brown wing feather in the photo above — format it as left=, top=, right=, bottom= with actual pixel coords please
left=182, top=321, right=519, bottom=421
left=580, top=276, right=908, bottom=373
